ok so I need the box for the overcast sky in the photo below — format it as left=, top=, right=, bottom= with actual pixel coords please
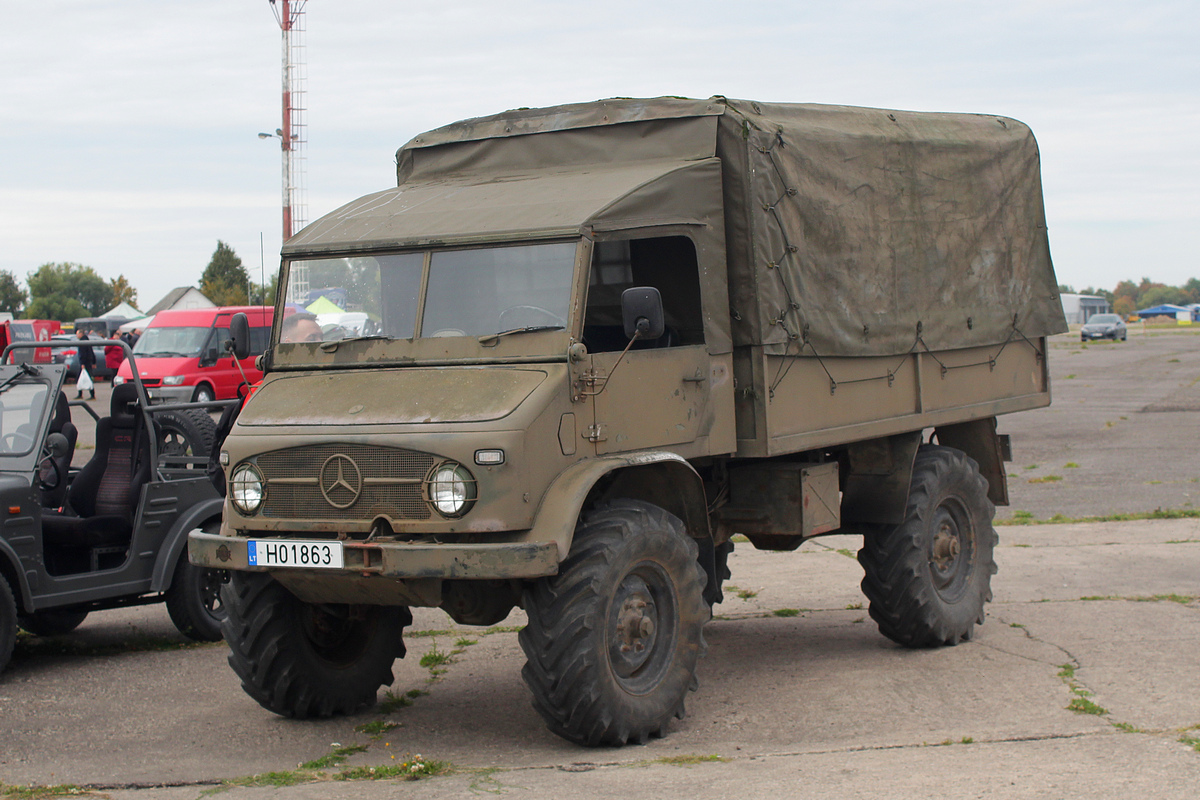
left=2, top=1, right=1197, bottom=311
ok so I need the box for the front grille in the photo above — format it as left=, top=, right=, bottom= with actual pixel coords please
left=256, top=443, right=435, bottom=521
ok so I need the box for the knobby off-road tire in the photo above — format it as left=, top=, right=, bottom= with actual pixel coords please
left=17, top=608, right=89, bottom=636
left=165, top=526, right=226, bottom=642
left=221, top=571, right=411, bottom=718
left=858, top=445, right=998, bottom=647
left=519, top=499, right=710, bottom=746
left=157, top=407, right=218, bottom=464
left=1, top=577, right=16, bottom=673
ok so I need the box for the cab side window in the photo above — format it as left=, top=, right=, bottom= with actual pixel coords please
left=584, top=236, right=704, bottom=352
left=249, top=327, right=271, bottom=356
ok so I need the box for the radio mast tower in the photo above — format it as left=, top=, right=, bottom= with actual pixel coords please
left=266, top=0, right=308, bottom=302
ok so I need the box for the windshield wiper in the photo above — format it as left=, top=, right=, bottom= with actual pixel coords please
left=478, top=325, right=564, bottom=346
left=0, top=364, right=38, bottom=395
left=318, top=334, right=390, bottom=353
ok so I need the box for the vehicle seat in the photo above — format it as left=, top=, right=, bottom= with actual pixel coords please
left=39, top=390, right=77, bottom=508
left=42, top=384, right=151, bottom=559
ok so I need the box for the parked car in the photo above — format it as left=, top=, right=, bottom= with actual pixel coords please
left=0, top=342, right=226, bottom=674
left=113, top=306, right=273, bottom=403
left=1080, top=313, right=1127, bottom=342
left=50, top=334, right=81, bottom=380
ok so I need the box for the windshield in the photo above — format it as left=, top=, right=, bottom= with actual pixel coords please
left=134, top=326, right=211, bottom=357
left=1086, top=315, right=1121, bottom=324
left=0, top=382, right=49, bottom=456
left=281, top=242, right=576, bottom=344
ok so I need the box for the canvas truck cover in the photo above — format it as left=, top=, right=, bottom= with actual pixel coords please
left=288, top=96, right=1066, bottom=357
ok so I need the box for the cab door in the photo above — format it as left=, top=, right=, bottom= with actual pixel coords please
left=588, top=345, right=712, bottom=454
left=580, top=235, right=729, bottom=456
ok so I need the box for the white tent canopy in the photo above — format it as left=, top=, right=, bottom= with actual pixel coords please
left=101, top=301, right=143, bottom=319
left=118, top=316, right=153, bottom=333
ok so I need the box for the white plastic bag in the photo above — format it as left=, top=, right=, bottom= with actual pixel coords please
left=76, top=369, right=93, bottom=393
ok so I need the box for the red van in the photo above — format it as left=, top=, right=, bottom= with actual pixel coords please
left=114, top=306, right=273, bottom=402
left=0, top=319, right=62, bottom=365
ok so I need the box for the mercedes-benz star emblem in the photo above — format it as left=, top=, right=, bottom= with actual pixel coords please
left=319, top=454, right=362, bottom=509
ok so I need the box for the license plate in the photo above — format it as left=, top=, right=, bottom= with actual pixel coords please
left=247, top=539, right=344, bottom=569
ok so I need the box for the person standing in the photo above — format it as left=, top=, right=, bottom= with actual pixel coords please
left=75, top=328, right=96, bottom=400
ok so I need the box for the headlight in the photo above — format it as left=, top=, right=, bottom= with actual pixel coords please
left=230, top=463, right=265, bottom=515
left=428, top=462, right=476, bottom=518
left=112, top=376, right=126, bottom=386
left=162, top=375, right=186, bottom=385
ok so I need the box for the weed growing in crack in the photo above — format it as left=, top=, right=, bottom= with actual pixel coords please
left=1059, top=662, right=1109, bottom=716
left=355, top=721, right=400, bottom=739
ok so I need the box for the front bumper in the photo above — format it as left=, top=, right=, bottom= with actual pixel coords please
left=147, top=385, right=193, bottom=402
left=1081, top=329, right=1120, bottom=340
left=189, top=528, right=559, bottom=580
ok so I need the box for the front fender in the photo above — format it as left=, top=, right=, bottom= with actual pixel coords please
left=529, top=451, right=709, bottom=559
left=150, top=496, right=225, bottom=592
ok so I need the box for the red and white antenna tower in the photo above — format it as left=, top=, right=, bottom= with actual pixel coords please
left=266, top=0, right=308, bottom=301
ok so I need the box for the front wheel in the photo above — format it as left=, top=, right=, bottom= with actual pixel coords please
left=520, top=499, right=709, bottom=746
left=192, top=384, right=215, bottom=404
left=221, top=571, right=411, bottom=718
left=165, top=543, right=227, bottom=642
left=858, top=445, right=997, bottom=647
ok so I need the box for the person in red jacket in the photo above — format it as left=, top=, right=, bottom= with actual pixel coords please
left=105, top=342, right=124, bottom=373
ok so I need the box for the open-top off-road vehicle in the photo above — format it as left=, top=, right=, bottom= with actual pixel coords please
left=0, top=340, right=223, bottom=673
left=192, top=97, right=1067, bottom=745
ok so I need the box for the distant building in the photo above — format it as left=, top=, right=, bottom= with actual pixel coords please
left=1060, top=293, right=1110, bottom=324
left=145, top=287, right=215, bottom=315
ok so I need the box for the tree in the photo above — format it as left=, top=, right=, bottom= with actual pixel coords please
left=1113, top=296, right=1137, bottom=318
left=1077, top=286, right=1114, bottom=304
left=1140, top=285, right=1184, bottom=308
left=1182, top=278, right=1200, bottom=305
left=0, top=270, right=27, bottom=316
left=110, top=274, right=138, bottom=309
left=199, top=241, right=250, bottom=306
left=249, top=273, right=279, bottom=306
left=25, top=262, right=111, bottom=321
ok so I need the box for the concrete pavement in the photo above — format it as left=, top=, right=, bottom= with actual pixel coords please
left=2, top=517, right=1198, bottom=799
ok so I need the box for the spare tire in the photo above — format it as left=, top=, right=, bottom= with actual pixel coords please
left=156, top=407, right=218, bottom=468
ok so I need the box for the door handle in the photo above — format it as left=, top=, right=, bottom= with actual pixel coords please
left=682, top=371, right=706, bottom=383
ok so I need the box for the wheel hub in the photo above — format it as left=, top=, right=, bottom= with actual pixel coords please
left=610, top=576, right=660, bottom=677
left=932, top=524, right=961, bottom=570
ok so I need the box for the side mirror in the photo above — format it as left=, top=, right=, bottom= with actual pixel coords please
left=45, top=432, right=70, bottom=460
left=228, top=313, right=251, bottom=360
left=621, top=287, right=665, bottom=340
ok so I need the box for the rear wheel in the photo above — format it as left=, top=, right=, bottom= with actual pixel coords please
left=17, top=608, right=89, bottom=636
left=221, top=571, right=411, bottom=718
left=520, top=500, right=709, bottom=746
left=858, top=445, right=997, bottom=647
left=1, top=578, right=16, bottom=673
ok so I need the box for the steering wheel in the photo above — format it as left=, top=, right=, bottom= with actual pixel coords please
left=498, top=305, right=567, bottom=329
left=36, top=452, right=63, bottom=492
left=2, top=431, right=35, bottom=452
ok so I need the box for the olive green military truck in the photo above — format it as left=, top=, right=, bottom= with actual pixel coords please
left=191, top=97, right=1067, bottom=746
